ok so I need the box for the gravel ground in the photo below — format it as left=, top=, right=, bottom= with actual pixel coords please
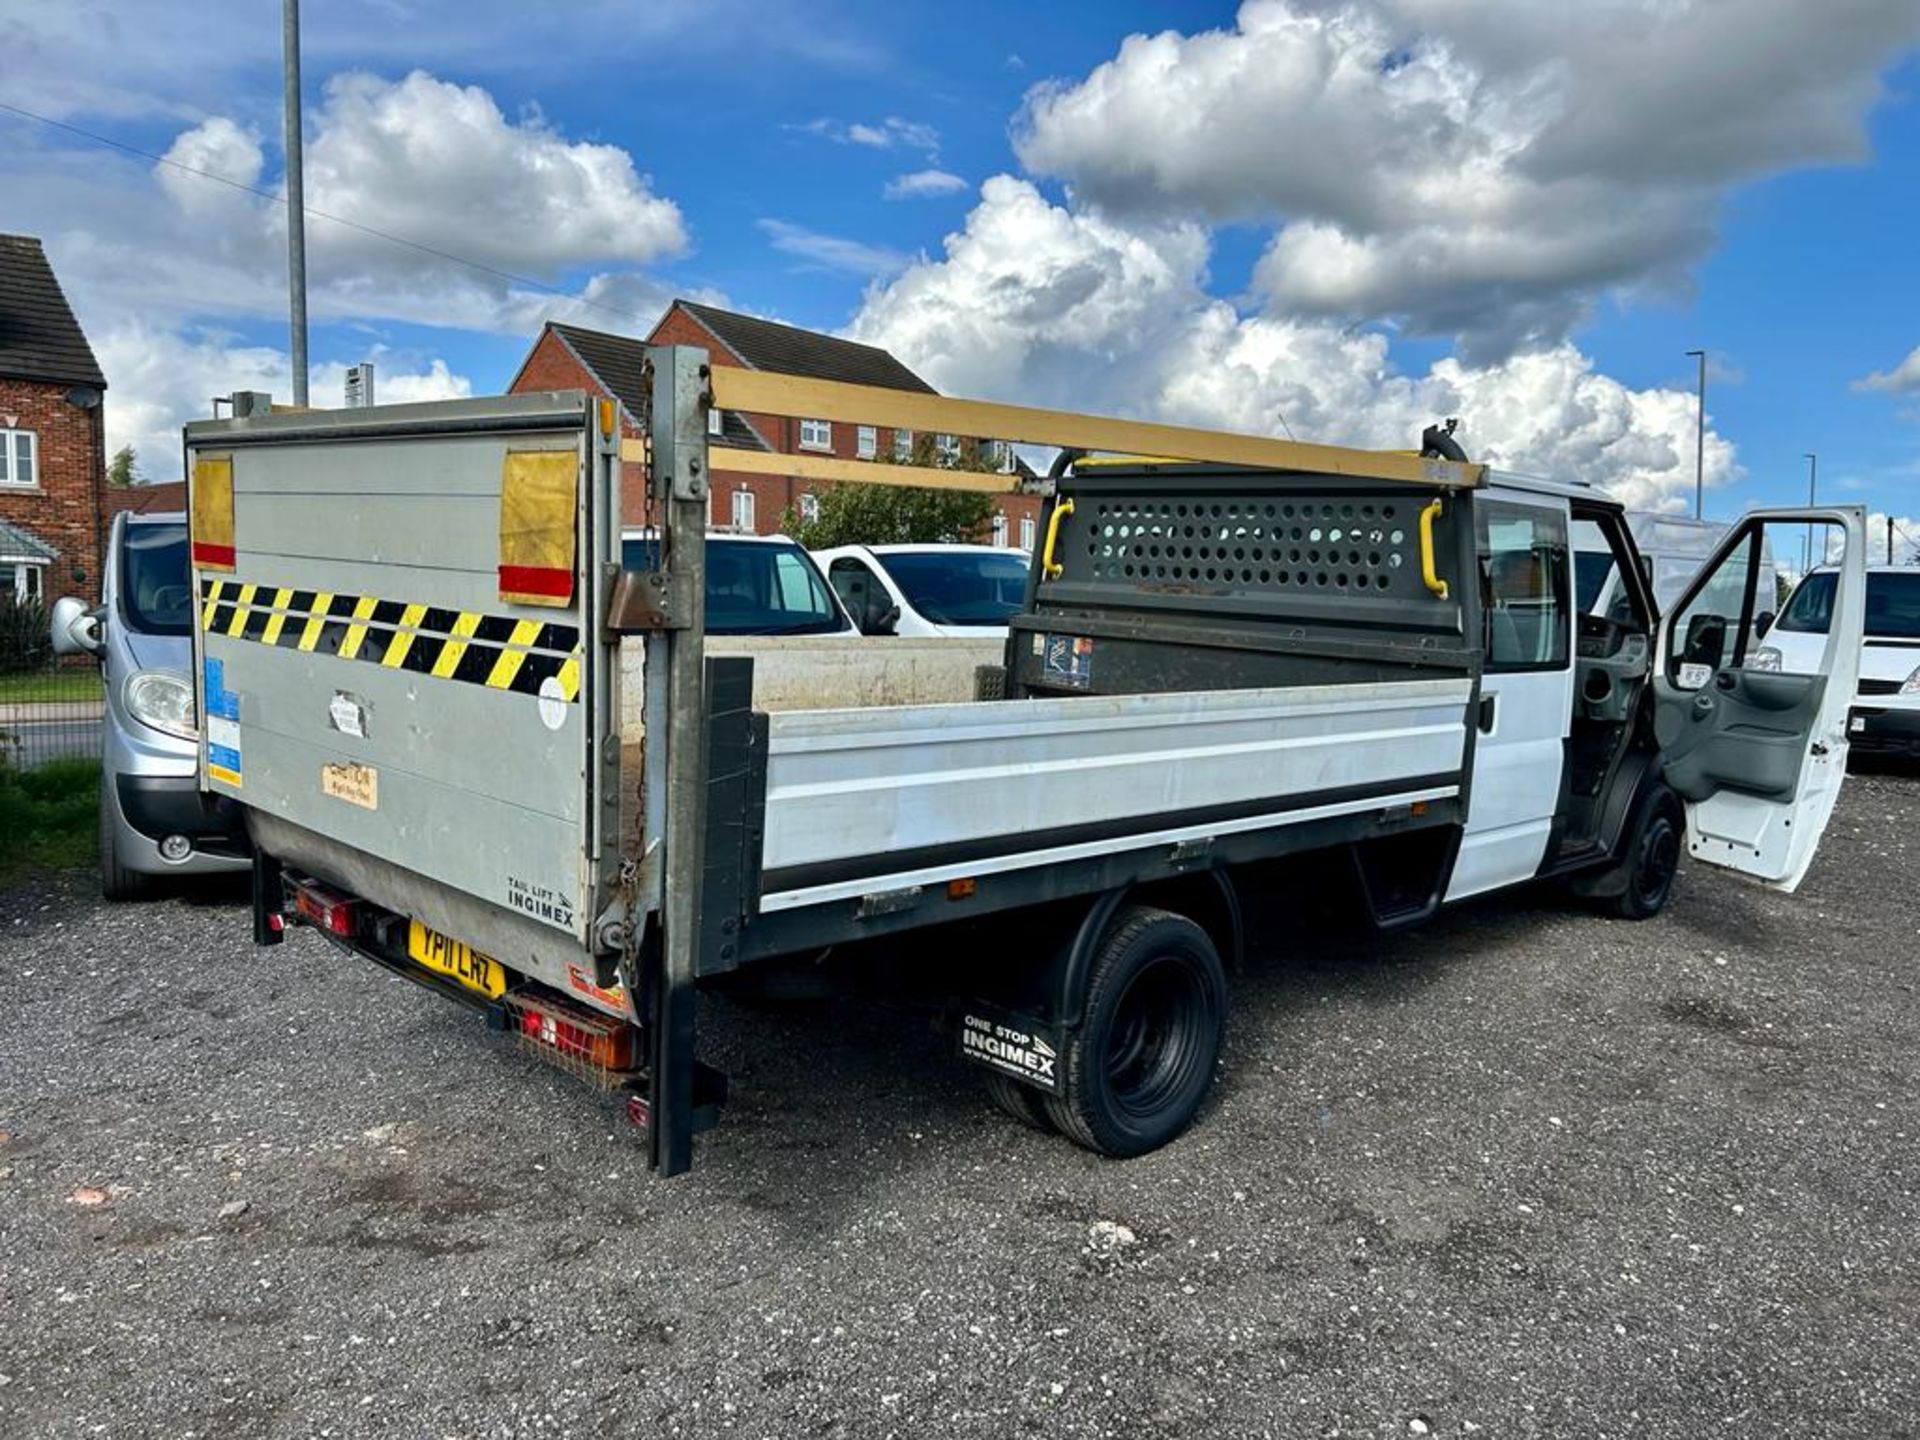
left=2, top=774, right=1917, bottom=1440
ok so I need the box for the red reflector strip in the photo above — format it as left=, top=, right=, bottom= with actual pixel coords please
left=192, top=541, right=237, bottom=568
left=496, top=565, right=573, bottom=600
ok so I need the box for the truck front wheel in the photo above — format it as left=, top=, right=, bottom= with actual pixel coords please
left=1609, top=783, right=1684, bottom=920
left=1046, top=906, right=1227, bottom=1158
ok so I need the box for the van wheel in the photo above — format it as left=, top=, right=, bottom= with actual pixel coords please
left=1045, top=907, right=1227, bottom=1158
left=99, top=783, right=156, bottom=902
left=1609, top=784, right=1683, bottom=920
left=983, top=1071, right=1055, bottom=1132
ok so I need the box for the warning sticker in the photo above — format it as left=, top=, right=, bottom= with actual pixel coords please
left=1041, top=634, right=1094, bottom=690
left=959, top=1011, right=1061, bottom=1093
left=321, top=761, right=379, bottom=810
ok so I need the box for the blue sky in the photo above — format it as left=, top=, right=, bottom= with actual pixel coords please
left=5, top=0, right=1919, bottom=544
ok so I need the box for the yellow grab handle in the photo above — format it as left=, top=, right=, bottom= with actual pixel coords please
left=1418, top=498, right=1449, bottom=600
left=1042, top=496, right=1075, bottom=580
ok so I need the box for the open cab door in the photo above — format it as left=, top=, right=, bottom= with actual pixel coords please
left=1652, top=507, right=1866, bottom=892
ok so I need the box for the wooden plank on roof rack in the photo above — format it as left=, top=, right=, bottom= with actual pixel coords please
left=708, top=369, right=1485, bottom=489
left=717, top=447, right=1017, bottom=494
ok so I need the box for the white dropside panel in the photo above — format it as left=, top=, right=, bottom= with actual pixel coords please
left=758, top=677, right=1473, bottom=912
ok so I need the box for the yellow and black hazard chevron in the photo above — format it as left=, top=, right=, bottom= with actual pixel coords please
left=197, top=578, right=583, bottom=702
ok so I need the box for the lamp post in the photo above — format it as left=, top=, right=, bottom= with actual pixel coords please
left=1684, top=349, right=1706, bottom=519
left=283, top=0, right=308, bottom=406
left=1802, top=452, right=1817, bottom=574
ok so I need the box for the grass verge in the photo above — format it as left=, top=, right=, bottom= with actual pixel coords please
left=0, top=669, right=104, bottom=704
left=0, top=758, right=99, bottom=882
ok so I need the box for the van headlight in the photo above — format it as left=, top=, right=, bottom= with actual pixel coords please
left=1750, top=646, right=1783, bottom=672
left=125, top=671, right=197, bottom=740
left=1903, top=665, right=1920, bottom=695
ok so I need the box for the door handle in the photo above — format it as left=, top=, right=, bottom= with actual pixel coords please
left=1478, top=694, right=1496, bottom=733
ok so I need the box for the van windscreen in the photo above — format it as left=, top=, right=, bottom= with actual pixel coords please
left=123, top=523, right=192, bottom=636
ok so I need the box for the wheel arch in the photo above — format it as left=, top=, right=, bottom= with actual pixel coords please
left=1053, top=868, right=1241, bottom=1030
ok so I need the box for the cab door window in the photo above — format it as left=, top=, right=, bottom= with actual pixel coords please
left=1477, top=502, right=1570, bottom=671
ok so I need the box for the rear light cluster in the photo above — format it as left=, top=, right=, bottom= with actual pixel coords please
left=509, top=993, right=637, bottom=1072
left=291, top=880, right=361, bottom=937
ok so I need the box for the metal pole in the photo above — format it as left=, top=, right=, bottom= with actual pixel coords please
left=1890, top=515, right=1897, bottom=567
left=647, top=345, right=710, bottom=1178
left=1803, top=452, right=1817, bottom=573
left=282, top=0, right=309, bottom=407
left=1685, top=350, right=1706, bottom=519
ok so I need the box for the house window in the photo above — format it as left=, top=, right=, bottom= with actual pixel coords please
left=708, top=407, right=724, bottom=436
left=992, top=513, right=1009, bottom=548
left=936, top=432, right=960, bottom=463
left=732, top=488, right=756, bottom=533
left=799, top=419, right=832, bottom=451
left=0, top=560, right=45, bottom=599
left=1019, top=516, right=1036, bottom=552
left=857, top=425, right=877, bottom=459
left=0, top=429, right=37, bottom=488
left=893, top=429, right=913, bottom=462
left=799, top=491, right=820, bottom=523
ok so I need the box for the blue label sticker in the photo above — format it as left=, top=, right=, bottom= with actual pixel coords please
left=203, top=656, right=240, bottom=721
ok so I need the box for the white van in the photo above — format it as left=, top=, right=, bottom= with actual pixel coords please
left=1577, top=513, right=1777, bottom=619
left=1759, top=565, right=1920, bottom=759
left=814, top=543, right=1031, bottom=638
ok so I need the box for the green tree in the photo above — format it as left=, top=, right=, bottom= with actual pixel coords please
left=782, top=481, right=996, bottom=549
left=106, top=445, right=140, bottom=488
left=779, top=430, right=1007, bottom=547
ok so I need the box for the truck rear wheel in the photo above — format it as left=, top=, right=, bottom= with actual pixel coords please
left=983, top=1070, right=1055, bottom=1131
left=1608, top=783, right=1684, bottom=920
left=1045, top=906, right=1227, bottom=1158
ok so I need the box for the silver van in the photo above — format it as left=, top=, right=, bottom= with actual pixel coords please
left=51, top=511, right=247, bottom=897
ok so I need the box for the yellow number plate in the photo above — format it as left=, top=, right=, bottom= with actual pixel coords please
left=407, top=920, right=507, bottom=999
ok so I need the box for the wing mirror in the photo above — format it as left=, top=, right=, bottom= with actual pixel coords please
left=1753, top=610, right=1775, bottom=639
left=50, top=596, right=104, bottom=657
left=1682, top=613, right=1726, bottom=669
left=865, top=601, right=901, bottom=637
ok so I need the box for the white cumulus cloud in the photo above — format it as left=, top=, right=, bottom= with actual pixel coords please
left=95, top=323, right=472, bottom=482
left=1015, top=0, right=1920, bottom=355
left=1854, top=346, right=1920, bottom=395
left=852, top=177, right=1736, bottom=511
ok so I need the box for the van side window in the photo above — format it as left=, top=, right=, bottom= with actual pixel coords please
left=1477, top=501, right=1570, bottom=672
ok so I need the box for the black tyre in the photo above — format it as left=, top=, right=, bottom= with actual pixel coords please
left=1045, top=906, right=1228, bottom=1158
left=1608, top=783, right=1684, bottom=920
left=983, top=1070, right=1055, bottom=1132
left=99, top=783, right=156, bottom=902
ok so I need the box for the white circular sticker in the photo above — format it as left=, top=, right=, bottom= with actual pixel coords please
left=538, top=676, right=569, bottom=731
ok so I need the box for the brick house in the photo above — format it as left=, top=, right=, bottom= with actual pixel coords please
left=0, top=234, right=108, bottom=604
left=508, top=300, right=1044, bottom=549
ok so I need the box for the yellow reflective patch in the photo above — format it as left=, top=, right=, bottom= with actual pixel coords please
left=498, top=449, right=578, bottom=607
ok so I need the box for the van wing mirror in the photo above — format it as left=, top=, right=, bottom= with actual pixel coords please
left=1681, top=612, right=1725, bottom=671
left=1754, top=609, right=1774, bottom=639
left=50, top=596, right=104, bottom=657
